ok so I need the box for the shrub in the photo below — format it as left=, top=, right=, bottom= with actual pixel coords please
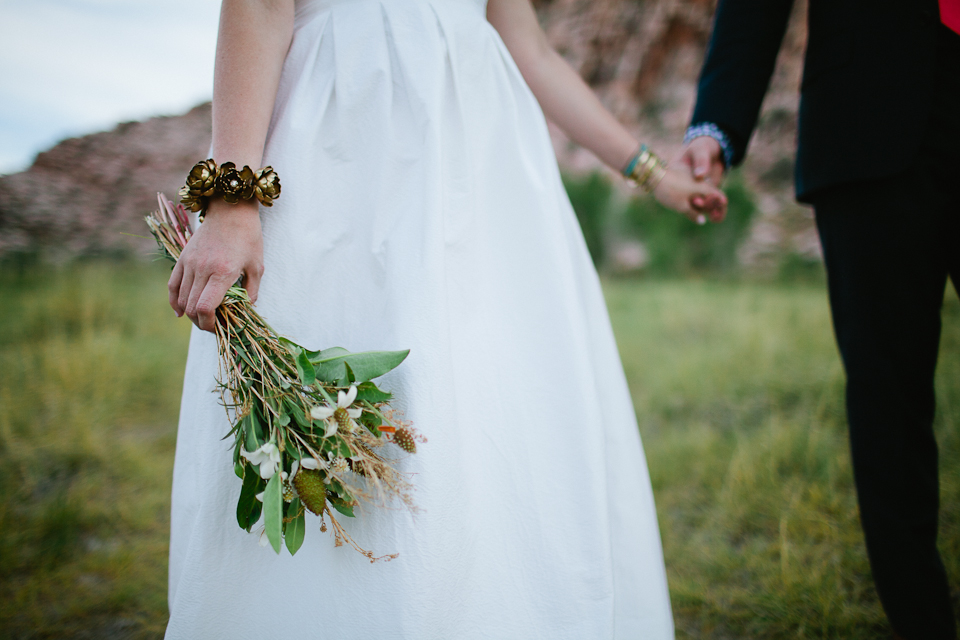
left=562, top=171, right=612, bottom=267
left=622, top=170, right=756, bottom=276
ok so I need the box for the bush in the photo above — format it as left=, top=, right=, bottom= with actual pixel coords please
left=622, top=170, right=756, bottom=276
left=562, top=171, right=612, bottom=267
left=561, top=169, right=758, bottom=276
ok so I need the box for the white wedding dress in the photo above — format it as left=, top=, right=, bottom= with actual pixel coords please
left=165, top=0, right=673, bottom=637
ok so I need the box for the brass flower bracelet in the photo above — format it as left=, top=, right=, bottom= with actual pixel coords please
left=179, top=159, right=281, bottom=222
left=622, top=145, right=667, bottom=194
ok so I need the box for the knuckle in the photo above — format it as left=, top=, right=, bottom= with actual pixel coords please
left=212, top=263, right=232, bottom=277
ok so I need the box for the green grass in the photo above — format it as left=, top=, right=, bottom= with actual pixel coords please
left=0, top=262, right=190, bottom=639
left=1, top=264, right=958, bottom=638
left=605, top=278, right=960, bottom=638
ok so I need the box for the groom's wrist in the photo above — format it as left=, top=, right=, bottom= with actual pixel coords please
left=684, top=122, right=734, bottom=169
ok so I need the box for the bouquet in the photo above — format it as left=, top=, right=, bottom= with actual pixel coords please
left=147, top=194, right=423, bottom=560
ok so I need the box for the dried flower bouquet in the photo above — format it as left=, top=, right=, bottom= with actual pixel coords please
left=147, top=194, right=422, bottom=560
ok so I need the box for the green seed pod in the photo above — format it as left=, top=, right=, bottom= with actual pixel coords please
left=292, top=469, right=327, bottom=515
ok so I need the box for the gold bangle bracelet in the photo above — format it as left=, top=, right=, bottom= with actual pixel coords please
left=624, top=146, right=667, bottom=193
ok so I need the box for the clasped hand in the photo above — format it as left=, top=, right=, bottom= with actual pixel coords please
left=168, top=199, right=264, bottom=333
left=660, top=136, right=727, bottom=223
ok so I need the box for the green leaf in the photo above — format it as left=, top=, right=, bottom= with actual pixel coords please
left=333, top=502, right=355, bottom=518
left=296, top=350, right=316, bottom=387
left=263, top=473, right=283, bottom=553
left=359, top=405, right=384, bottom=436
left=336, top=367, right=351, bottom=388
left=278, top=337, right=300, bottom=356
left=310, top=349, right=410, bottom=383
left=339, top=439, right=352, bottom=458
left=237, top=466, right=264, bottom=531
left=235, top=349, right=257, bottom=371
left=284, top=440, right=302, bottom=460
left=244, top=412, right=264, bottom=452
left=329, top=496, right=356, bottom=518
left=278, top=410, right=291, bottom=427
left=355, top=381, right=392, bottom=404
left=307, top=346, right=349, bottom=363
left=283, top=397, right=308, bottom=427
left=328, top=478, right=346, bottom=496
left=284, top=499, right=306, bottom=555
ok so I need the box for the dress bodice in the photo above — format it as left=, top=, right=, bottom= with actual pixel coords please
left=294, top=0, right=487, bottom=23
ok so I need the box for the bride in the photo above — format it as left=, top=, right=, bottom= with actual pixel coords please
left=165, top=0, right=726, bottom=638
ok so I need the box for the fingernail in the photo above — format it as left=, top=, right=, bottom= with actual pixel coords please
left=697, top=214, right=707, bottom=225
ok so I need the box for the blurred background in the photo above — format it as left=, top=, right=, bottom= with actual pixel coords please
left=1, top=1, right=958, bottom=638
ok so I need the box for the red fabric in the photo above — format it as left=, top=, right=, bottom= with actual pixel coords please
left=942, top=0, right=960, bottom=34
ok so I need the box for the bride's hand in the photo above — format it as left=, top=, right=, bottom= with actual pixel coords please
left=168, top=199, right=264, bottom=333
left=652, top=165, right=728, bottom=224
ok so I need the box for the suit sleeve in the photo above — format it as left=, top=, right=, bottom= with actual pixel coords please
left=690, top=0, right=795, bottom=166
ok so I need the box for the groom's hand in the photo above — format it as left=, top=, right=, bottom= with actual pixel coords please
left=675, top=137, right=726, bottom=222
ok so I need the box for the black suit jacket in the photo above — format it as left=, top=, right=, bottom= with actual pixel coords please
left=691, top=0, right=943, bottom=202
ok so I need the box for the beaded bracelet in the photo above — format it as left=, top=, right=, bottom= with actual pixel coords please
left=622, top=145, right=667, bottom=194
left=179, top=159, right=281, bottom=222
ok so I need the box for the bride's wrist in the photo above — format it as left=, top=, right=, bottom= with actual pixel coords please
left=201, top=199, right=261, bottom=224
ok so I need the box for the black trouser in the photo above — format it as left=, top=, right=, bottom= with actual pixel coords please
left=812, top=25, right=960, bottom=640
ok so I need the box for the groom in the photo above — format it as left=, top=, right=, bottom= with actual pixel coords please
left=677, top=0, right=960, bottom=638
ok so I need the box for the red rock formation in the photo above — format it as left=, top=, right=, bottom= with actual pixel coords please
left=538, top=0, right=815, bottom=269
left=0, top=103, right=211, bottom=259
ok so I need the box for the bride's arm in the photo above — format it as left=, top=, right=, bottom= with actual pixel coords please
left=169, top=0, right=294, bottom=332
left=486, top=0, right=726, bottom=222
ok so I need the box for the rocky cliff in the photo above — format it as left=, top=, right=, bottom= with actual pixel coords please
left=0, top=1, right=814, bottom=267
left=0, top=103, right=212, bottom=260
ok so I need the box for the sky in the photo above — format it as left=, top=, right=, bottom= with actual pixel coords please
left=0, top=0, right=221, bottom=175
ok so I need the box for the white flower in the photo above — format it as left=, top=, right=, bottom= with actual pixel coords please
left=331, top=456, right=349, bottom=474
left=241, top=442, right=282, bottom=479
left=310, top=386, right=362, bottom=436
left=288, top=455, right=320, bottom=482
left=310, top=404, right=333, bottom=421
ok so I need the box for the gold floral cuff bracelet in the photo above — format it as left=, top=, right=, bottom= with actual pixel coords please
left=179, top=159, right=281, bottom=221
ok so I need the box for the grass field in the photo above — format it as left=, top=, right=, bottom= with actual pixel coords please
left=1, top=262, right=959, bottom=639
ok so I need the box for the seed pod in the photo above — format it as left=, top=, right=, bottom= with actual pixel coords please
left=292, top=469, right=327, bottom=515
left=393, top=427, right=417, bottom=454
